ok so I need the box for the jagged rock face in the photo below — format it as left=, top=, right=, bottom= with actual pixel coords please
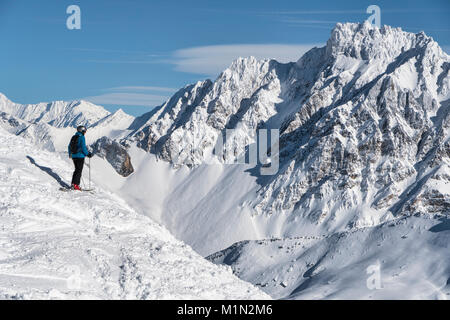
left=92, top=136, right=134, bottom=177
left=131, top=57, right=295, bottom=167
left=132, top=22, right=449, bottom=228
left=132, top=80, right=213, bottom=163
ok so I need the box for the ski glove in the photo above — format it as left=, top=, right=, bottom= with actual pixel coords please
left=87, top=152, right=93, bottom=158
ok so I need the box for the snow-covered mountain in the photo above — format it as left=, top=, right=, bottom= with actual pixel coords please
left=131, top=56, right=287, bottom=167
left=88, top=109, right=134, bottom=141
left=120, top=22, right=449, bottom=253
left=0, top=93, right=110, bottom=128
left=1, top=21, right=449, bottom=300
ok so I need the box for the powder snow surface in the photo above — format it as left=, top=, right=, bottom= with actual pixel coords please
left=0, top=128, right=270, bottom=300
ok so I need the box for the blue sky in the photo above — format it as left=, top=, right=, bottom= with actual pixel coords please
left=1, top=0, right=449, bottom=116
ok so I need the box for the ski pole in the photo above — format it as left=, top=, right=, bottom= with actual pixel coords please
left=89, top=157, right=91, bottom=190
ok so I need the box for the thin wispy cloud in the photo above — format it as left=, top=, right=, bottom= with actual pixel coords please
left=280, top=18, right=339, bottom=29
left=83, top=86, right=173, bottom=107
left=269, top=8, right=446, bottom=15
left=272, top=10, right=365, bottom=15
left=285, top=24, right=341, bottom=30
left=280, top=19, right=337, bottom=24
left=83, top=59, right=159, bottom=64
left=171, top=43, right=322, bottom=76
left=84, top=92, right=168, bottom=107
left=404, top=27, right=450, bottom=32
left=64, top=48, right=149, bottom=54
left=74, top=44, right=324, bottom=75
left=105, top=86, right=177, bottom=93
left=67, top=47, right=164, bottom=64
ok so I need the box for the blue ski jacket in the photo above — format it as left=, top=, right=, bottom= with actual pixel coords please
left=68, top=132, right=89, bottom=159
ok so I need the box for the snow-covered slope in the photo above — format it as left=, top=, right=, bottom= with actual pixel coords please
left=0, top=127, right=269, bottom=299
left=207, top=216, right=450, bottom=299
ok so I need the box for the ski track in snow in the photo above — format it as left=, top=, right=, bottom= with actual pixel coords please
left=0, top=128, right=270, bottom=300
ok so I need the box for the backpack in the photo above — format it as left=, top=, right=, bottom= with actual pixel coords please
left=69, top=134, right=80, bottom=154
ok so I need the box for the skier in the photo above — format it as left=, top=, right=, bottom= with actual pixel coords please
left=68, top=125, right=93, bottom=190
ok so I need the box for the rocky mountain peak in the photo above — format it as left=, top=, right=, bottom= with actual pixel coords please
left=221, top=56, right=270, bottom=78
left=326, top=22, right=435, bottom=62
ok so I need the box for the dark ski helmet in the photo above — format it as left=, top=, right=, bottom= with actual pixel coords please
left=77, top=125, right=87, bottom=133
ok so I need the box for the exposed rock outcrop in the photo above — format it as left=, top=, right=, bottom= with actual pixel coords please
left=92, top=136, right=134, bottom=177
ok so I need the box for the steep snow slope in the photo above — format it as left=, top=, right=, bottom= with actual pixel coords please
left=0, top=127, right=269, bottom=299
left=207, top=216, right=450, bottom=299
left=90, top=146, right=265, bottom=255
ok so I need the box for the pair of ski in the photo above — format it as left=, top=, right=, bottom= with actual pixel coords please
left=59, top=186, right=94, bottom=193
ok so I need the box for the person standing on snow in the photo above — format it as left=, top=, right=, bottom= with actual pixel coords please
left=68, top=125, right=93, bottom=190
